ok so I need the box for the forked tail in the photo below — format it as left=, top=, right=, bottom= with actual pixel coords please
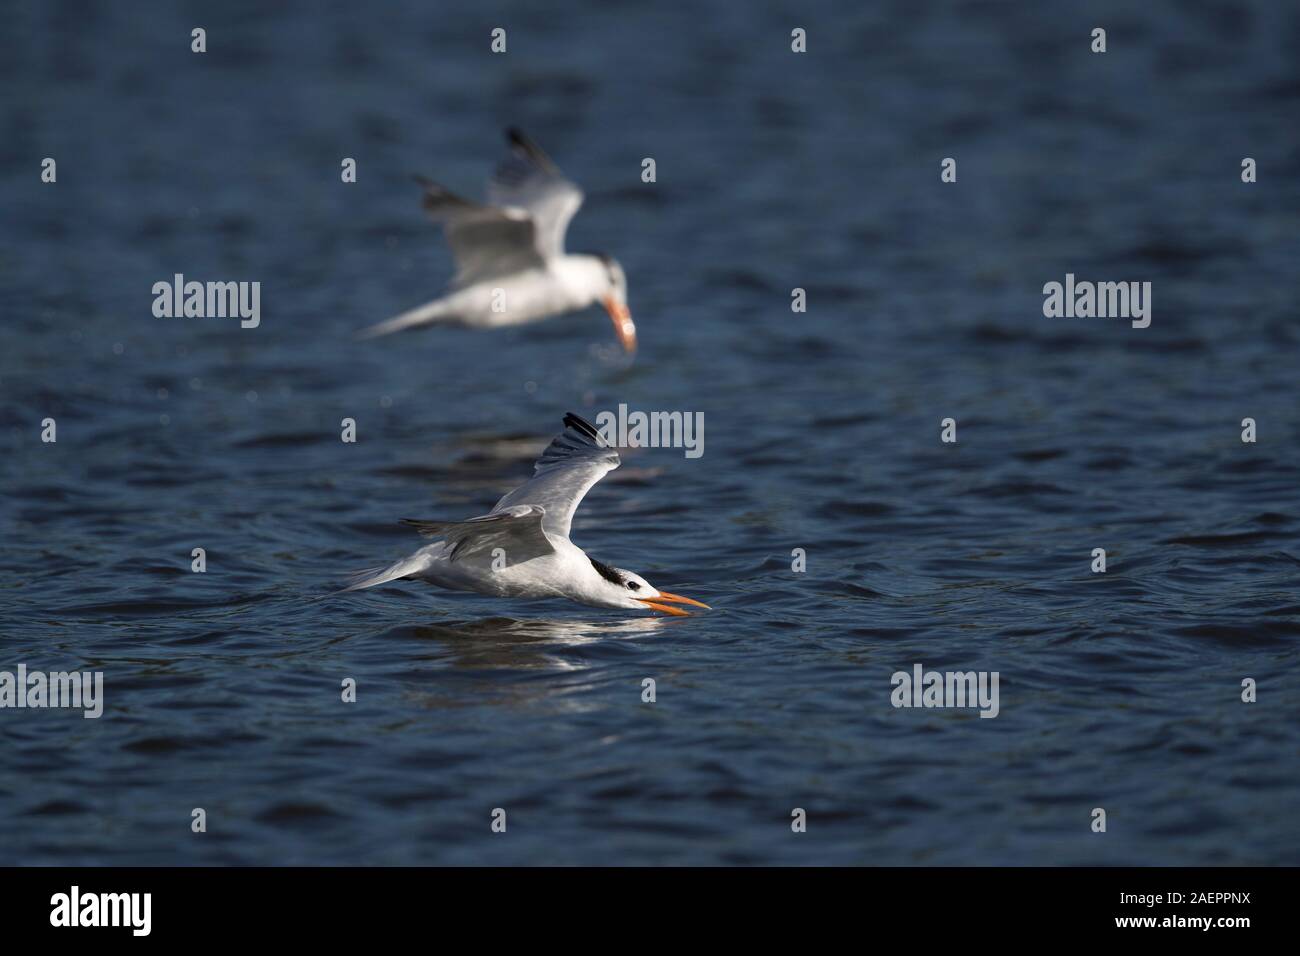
left=357, top=299, right=457, bottom=339
left=338, top=554, right=428, bottom=592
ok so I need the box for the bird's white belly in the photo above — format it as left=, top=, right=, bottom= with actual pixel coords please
left=416, top=548, right=573, bottom=600
left=454, top=270, right=588, bottom=328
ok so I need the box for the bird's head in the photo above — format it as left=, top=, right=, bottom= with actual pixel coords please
left=594, top=253, right=636, bottom=353
left=589, top=557, right=708, bottom=616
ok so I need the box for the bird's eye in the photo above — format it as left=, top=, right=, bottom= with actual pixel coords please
left=627, top=581, right=640, bottom=591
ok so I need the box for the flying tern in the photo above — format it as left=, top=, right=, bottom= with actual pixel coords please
left=342, top=413, right=708, bottom=616
left=359, top=129, right=637, bottom=352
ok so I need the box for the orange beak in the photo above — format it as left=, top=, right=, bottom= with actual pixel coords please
left=602, top=297, right=637, bottom=354
left=637, top=590, right=711, bottom=617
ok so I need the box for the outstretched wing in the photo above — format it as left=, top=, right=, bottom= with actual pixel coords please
left=400, top=504, right=556, bottom=565
left=491, top=413, right=619, bottom=540
left=487, top=128, right=585, bottom=262
left=414, top=177, right=546, bottom=287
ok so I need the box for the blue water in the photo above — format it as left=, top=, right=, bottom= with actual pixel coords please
left=1, top=0, right=1298, bottom=865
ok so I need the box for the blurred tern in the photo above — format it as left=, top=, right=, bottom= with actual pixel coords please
left=360, top=129, right=637, bottom=352
left=342, top=413, right=708, bottom=616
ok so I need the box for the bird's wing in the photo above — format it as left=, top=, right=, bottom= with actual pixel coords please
left=491, top=413, right=619, bottom=541
left=400, top=505, right=556, bottom=565
left=414, top=177, right=547, bottom=287
left=486, top=128, right=585, bottom=262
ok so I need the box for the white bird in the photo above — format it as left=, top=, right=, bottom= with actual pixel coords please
left=342, top=413, right=708, bottom=616
left=359, top=129, right=637, bottom=353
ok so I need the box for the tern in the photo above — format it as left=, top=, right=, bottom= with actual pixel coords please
left=359, top=129, right=637, bottom=352
left=342, top=413, right=708, bottom=616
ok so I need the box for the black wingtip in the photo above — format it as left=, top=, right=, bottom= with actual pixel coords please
left=563, top=412, right=600, bottom=441
left=504, top=127, right=556, bottom=169
left=400, top=517, right=448, bottom=538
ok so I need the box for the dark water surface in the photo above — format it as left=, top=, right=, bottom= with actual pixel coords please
left=1, top=1, right=1298, bottom=864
